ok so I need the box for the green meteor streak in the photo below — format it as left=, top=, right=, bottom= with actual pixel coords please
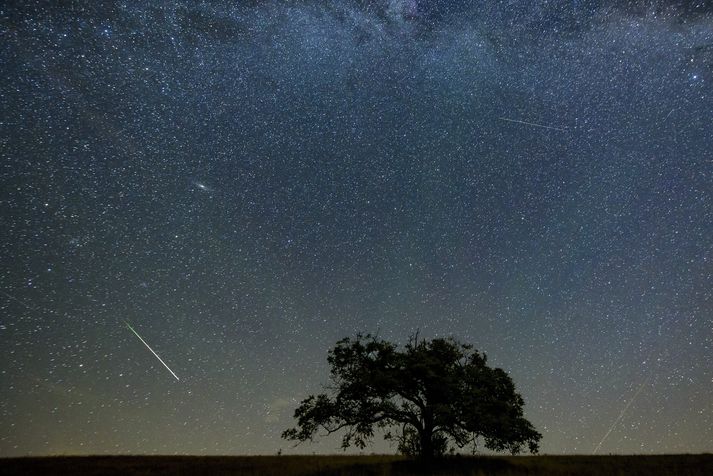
left=124, top=321, right=180, bottom=381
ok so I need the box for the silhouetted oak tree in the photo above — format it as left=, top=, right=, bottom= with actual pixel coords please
left=282, top=334, right=541, bottom=458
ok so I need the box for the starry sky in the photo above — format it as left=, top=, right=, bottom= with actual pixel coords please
left=1, top=0, right=712, bottom=457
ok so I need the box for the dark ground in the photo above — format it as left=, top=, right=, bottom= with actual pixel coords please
left=1, top=454, right=713, bottom=476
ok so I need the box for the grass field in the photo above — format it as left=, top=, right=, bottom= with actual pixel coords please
left=1, top=454, right=712, bottom=475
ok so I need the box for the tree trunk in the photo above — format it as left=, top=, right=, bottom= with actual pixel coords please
left=419, top=426, right=434, bottom=460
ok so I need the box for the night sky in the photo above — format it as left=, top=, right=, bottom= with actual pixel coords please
left=1, top=0, right=712, bottom=456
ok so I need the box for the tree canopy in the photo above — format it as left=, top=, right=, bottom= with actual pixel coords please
left=282, top=333, right=541, bottom=458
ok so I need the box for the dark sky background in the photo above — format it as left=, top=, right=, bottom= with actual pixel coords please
left=1, top=0, right=712, bottom=456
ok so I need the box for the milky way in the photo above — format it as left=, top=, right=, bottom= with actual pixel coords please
left=1, top=1, right=712, bottom=455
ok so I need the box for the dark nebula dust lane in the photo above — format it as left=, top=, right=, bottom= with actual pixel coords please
left=1, top=1, right=711, bottom=456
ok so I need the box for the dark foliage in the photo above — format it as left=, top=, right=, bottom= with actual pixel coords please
left=282, top=334, right=542, bottom=458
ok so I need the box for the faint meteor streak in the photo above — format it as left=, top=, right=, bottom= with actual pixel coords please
left=498, top=117, right=568, bottom=132
left=124, top=321, right=180, bottom=381
left=0, top=290, right=38, bottom=310
left=593, top=378, right=648, bottom=454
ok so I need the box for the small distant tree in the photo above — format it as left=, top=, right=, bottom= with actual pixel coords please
left=282, top=333, right=541, bottom=459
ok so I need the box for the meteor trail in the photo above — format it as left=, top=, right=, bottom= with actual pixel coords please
left=593, top=378, right=648, bottom=454
left=498, top=117, right=568, bottom=132
left=124, top=321, right=180, bottom=381
left=0, top=290, right=38, bottom=310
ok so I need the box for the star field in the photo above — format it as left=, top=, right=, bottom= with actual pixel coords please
left=1, top=1, right=712, bottom=456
